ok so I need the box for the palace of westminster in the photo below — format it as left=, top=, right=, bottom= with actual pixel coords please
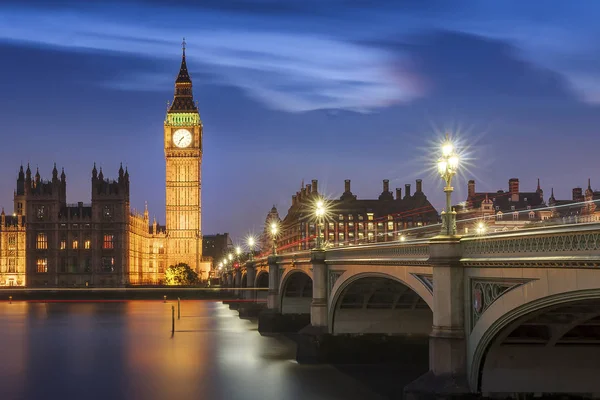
left=0, top=44, right=209, bottom=287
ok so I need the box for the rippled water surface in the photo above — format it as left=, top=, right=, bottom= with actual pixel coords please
left=0, top=301, right=400, bottom=400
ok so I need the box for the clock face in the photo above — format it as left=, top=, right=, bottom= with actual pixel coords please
left=173, top=129, right=192, bottom=148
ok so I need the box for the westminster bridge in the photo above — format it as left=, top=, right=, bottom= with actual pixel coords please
left=222, top=221, right=600, bottom=397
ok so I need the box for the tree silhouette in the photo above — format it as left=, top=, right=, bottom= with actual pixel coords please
left=164, top=263, right=199, bottom=286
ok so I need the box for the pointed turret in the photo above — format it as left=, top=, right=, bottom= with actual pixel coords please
left=18, top=165, right=24, bottom=180
left=92, top=162, right=98, bottom=180
left=549, top=188, right=556, bottom=203
left=25, top=163, right=31, bottom=182
left=35, top=167, right=40, bottom=184
left=168, top=38, right=198, bottom=113
left=61, top=167, right=66, bottom=182
left=144, top=201, right=149, bottom=220
left=98, top=167, right=104, bottom=181
left=52, top=163, right=58, bottom=182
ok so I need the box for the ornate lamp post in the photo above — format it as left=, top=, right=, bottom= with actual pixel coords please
left=247, top=236, right=255, bottom=261
left=270, top=222, right=278, bottom=255
left=315, top=199, right=326, bottom=249
left=437, top=134, right=460, bottom=236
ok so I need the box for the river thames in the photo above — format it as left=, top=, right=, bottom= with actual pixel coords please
left=0, top=300, right=420, bottom=400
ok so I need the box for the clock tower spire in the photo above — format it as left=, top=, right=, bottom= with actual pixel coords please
left=164, top=38, right=204, bottom=274
left=169, top=38, right=198, bottom=113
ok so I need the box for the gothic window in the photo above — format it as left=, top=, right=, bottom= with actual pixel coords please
left=36, top=233, right=48, bottom=250
left=103, top=206, right=113, bottom=219
left=8, top=259, right=16, bottom=273
left=348, top=214, right=354, bottom=221
left=37, top=206, right=45, bottom=220
left=367, top=213, right=374, bottom=221
left=496, top=212, right=503, bottom=221
left=101, top=257, right=114, bottom=272
left=84, top=239, right=91, bottom=249
left=8, top=235, right=16, bottom=248
left=36, top=258, right=48, bottom=273
left=387, top=222, right=394, bottom=230
left=529, top=211, right=535, bottom=219
left=60, top=240, right=66, bottom=250
left=60, top=258, right=67, bottom=273
left=72, top=238, right=79, bottom=250
left=103, top=234, right=114, bottom=249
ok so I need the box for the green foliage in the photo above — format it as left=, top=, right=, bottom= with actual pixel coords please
left=164, top=263, right=199, bottom=286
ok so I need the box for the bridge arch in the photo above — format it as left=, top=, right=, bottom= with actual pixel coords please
left=240, top=272, right=247, bottom=288
left=471, top=288, right=600, bottom=395
left=254, top=270, right=269, bottom=301
left=255, top=270, right=269, bottom=288
left=279, top=269, right=313, bottom=315
left=329, top=272, right=432, bottom=335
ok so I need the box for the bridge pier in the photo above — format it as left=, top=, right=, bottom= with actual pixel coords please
left=238, top=261, right=266, bottom=318
left=309, top=249, right=328, bottom=332
left=405, top=236, right=470, bottom=399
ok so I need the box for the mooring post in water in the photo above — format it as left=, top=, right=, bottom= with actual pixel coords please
left=177, top=297, right=181, bottom=320
left=164, top=295, right=167, bottom=303
left=9, top=296, right=12, bottom=304
left=171, top=305, right=175, bottom=334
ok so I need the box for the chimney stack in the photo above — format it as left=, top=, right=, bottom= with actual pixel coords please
left=344, top=179, right=351, bottom=193
left=306, top=183, right=312, bottom=195
left=573, top=187, right=583, bottom=202
left=416, top=179, right=422, bottom=193
left=383, top=179, right=390, bottom=193
left=396, top=188, right=402, bottom=200
left=311, top=179, right=318, bottom=194
left=468, top=180, right=475, bottom=197
left=509, top=178, right=519, bottom=202
left=405, top=183, right=411, bottom=198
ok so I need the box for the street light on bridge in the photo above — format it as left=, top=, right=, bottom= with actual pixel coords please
left=247, top=236, right=256, bottom=261
left=314, top=199, right=327, bottom=249
left=437, top=133, right=460, bottom=236
left=270, top=222, right=279, bottom=255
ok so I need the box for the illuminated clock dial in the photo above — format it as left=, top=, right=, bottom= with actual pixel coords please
left=173, top=129, right=192, bottom=148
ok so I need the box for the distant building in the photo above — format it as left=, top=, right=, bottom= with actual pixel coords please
left=271, top=178, right=439, bottom=253
left=202, top=233, right=233, bottom=264
left=260, top=206, right=281, bottom=253
left=456, top=178, right=600, bottom=233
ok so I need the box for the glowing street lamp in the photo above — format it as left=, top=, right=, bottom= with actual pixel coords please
left=228, top=253, right=233, bottom=262
left=270, top=221, right=278, bottom=255
left=235, top=246, right=241, bottom=256
left=314, top=199, right=326, bottom=249
left=476, top=222, right=487, bottom=235
left=247, top=236, right=256, bottom=261
left=437, top=134, right=460, bottom=236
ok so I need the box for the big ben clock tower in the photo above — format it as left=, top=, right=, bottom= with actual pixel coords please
left=164, top=39, right=203, bottom=271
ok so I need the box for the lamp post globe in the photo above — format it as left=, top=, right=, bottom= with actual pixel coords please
left=247, top=236, right=255, bottom=261
left=314, top=199, right=326, bottom=249
left=269, top=222, right=278, bottom=255
left=438, top=133, right=460, bottom=236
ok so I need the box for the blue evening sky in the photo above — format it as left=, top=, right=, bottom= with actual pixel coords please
left=1, top=0, right=599, bottom=242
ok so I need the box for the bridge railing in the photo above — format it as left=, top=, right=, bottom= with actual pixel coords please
left=461, top=221, right=600, bottom=264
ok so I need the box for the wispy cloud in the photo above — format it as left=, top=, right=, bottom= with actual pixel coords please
left=0, top=4, right=425, bottom=112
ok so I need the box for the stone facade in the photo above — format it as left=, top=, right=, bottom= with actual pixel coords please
left=273, top=178, right=439, bottom=254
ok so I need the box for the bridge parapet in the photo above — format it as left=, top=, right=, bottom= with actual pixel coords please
left=325, top=240, right=430, bottom=265
left=461, top=222, right=600, bottom=267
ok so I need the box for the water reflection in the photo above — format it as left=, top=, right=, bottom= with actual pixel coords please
left=0, top=301, right=388, bottom=400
